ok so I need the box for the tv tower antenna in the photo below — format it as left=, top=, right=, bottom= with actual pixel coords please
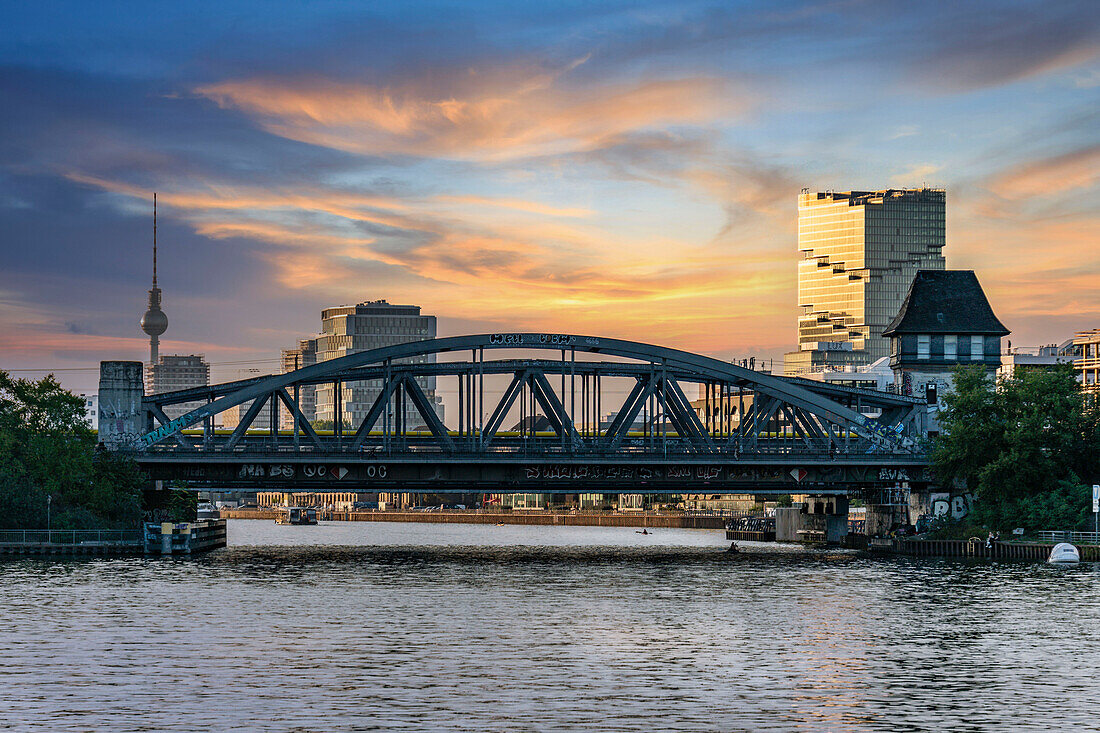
left=140, top=193, right=168, bottom=365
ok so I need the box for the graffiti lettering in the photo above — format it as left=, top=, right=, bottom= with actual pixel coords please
left=878, top=468, right=910, bottom=481
left=932, top=492, right=975, bottom=520
left=238, top=464, right=265, bottom=479
left=364, top=465, right=387, bottom=479
left=489, top=334, right=523, bottom=345
left=268, top=465, right=294, bottom=478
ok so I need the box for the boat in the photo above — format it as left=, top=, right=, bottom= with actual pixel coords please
left=1048, top=543, right=1080, bottom=564
left=275, top=507, right=318, bottom=525
left=196, top=502, right=219, bottom=520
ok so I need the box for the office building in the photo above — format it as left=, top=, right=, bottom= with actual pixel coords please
left=219, top=368, right=273, bottom=430
left=280, top=338, right=318, bottom=429
left=145, top=354, right=210, bottom=420
left=314, top=300, right=443, bottom=428
left=998, top=344, right=1075, bottom=381
left=1074, top=328, right=1100, bottom=404
left=784, top=188, right=946, bottom=376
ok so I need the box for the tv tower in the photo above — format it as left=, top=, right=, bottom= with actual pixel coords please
left=140, top=193, right=168, bottom=365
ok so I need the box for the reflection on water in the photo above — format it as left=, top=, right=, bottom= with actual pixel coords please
left=3, top=520, right=1099, bottom=732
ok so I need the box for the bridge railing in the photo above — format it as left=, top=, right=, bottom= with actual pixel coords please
left=142, top=434, right=906, bottom=457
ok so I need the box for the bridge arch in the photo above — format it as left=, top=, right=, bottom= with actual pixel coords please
left=136, top=333, right=922, bottom=454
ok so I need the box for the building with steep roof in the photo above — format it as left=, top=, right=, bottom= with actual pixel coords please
left=883, top=270, right=1008, bottom=411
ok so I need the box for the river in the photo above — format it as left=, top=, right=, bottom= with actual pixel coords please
left=3, top=520, right=1099, bottom=732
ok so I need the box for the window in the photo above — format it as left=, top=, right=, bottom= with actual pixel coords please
left=917, top=334, right=930, bottom=359
left=971, top=336, right=983, bottom=360
left=944, top=335, right=957, bottom=360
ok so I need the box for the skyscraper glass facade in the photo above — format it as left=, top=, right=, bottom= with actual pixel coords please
left=784, top=189, right=945, bottom=375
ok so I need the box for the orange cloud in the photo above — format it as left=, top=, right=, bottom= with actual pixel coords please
left=195, top=67, right=742, bottom=161
left=990, top=144, right=1100, bottom=200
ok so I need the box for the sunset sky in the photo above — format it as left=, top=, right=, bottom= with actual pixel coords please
left=2, top=0, right=1098, bottom=395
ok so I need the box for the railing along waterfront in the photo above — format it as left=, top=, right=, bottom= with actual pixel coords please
left=1037, top=531, right=1100, bottom=545
left=0, top=529, right=143, bottom=545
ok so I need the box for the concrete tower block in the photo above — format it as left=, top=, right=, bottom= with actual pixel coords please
left=98, top=361, right=146, bottom=450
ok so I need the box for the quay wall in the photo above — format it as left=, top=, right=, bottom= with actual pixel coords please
left=220, top=509, right=725, bottom=529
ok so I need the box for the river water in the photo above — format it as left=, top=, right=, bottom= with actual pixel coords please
left=3, top=520, right=1100, bottom=732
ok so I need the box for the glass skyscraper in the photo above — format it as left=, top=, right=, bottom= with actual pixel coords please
left=783, top=189, right=946, bottom=376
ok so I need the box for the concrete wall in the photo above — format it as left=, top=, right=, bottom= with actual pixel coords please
left=776, top=504, right=849, bottom=544
left=98, top=361, right=145, bottom=450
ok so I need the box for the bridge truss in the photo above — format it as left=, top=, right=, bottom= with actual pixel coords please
left=131, top=334, right=928, bottom=493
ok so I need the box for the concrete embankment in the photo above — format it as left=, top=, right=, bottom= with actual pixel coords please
left=219, top=508, right=726, bottom=529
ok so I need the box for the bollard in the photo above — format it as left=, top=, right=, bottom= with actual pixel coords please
left=161, top=522, right=173, bottom=555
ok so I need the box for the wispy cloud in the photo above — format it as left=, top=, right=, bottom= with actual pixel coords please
left=195, top=63, right=746, bottom=161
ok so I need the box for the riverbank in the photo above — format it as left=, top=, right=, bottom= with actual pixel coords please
left=219, top=508, right=726, bottom=529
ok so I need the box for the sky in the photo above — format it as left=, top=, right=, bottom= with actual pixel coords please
left=1, top=0, right=1098, bottom=396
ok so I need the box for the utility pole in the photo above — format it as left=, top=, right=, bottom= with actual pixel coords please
left=46, top=494, right=51, bottom=540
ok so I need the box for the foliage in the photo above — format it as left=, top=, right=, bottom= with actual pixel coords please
left=0, top=371, right=145, bottom=529
left=932, top=364, right=1100, bottom=532
left=776, top=494, right=793, bottom=508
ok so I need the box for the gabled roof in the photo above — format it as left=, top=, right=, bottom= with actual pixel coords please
left=883, top=270, right=1009, bottom=336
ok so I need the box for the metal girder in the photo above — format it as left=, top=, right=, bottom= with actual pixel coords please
left=663, top=378, right=715, bottom=451
left=529, top=371, right=581, bottom=447
left=399, top=374, right=454, bottom=451
left=225, top=395, right=270, bottom=450
left=148, top=403, right=192, bottom=450
left=604, top=374, right=659, bottom=451
left=481, top=371, right=527, bottom=448
left=276, top=388, right=323, bottom=450
left=350, top=377, right=402, bottom=450
left=780, top=404, right=814, bottom=450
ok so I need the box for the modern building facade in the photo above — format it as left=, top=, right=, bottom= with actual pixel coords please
left=998, top=344, right=1075, bottom=381
left=1074, top=328, right=1100, bottom=404
left=144, top=354, right=210, bottom=420
left=883, top=270, right=1008, bottom=402
left=314, top=300, right=443, bottom=428
left=280, top=338, right=318, bottom=429
left=784, top=188, right=946, bottom=376
left=80, top=394, right=98, bottom=428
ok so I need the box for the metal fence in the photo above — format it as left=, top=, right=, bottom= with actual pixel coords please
left=1037, top=531, right=1100, bottom=545
left=0, top=529, right=143, bottom=546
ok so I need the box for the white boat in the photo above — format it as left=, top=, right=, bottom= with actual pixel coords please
left=1048, top=543, right=1080, bottom=564
left=196, top=502, right=219, bottom=520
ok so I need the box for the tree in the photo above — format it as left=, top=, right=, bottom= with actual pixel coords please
left=932, top=364, right=1100, bottom=531
left=0, top=371, right=145, bottom=529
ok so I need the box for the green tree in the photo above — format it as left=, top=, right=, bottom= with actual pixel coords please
left=932, top=364, right=1100, bottom=531
left=0, top=371, right=145, bottom=529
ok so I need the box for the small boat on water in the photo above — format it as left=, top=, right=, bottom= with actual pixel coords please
left=1048, top=543, right=1080, bottom=564
left=275, top=507, right=318, bottom=525
left=196, top=502, right=219, bottom=520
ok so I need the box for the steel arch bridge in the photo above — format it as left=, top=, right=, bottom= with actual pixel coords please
left=129, top=333, right=929, bottom=494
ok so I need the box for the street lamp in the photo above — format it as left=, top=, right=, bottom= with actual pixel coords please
left=46, top=494, right=52, bottom=541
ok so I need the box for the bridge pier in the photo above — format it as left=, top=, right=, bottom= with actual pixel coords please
left=98, top=361, right=145, bottom=450
left=776, top=496, right=848, bottom=544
